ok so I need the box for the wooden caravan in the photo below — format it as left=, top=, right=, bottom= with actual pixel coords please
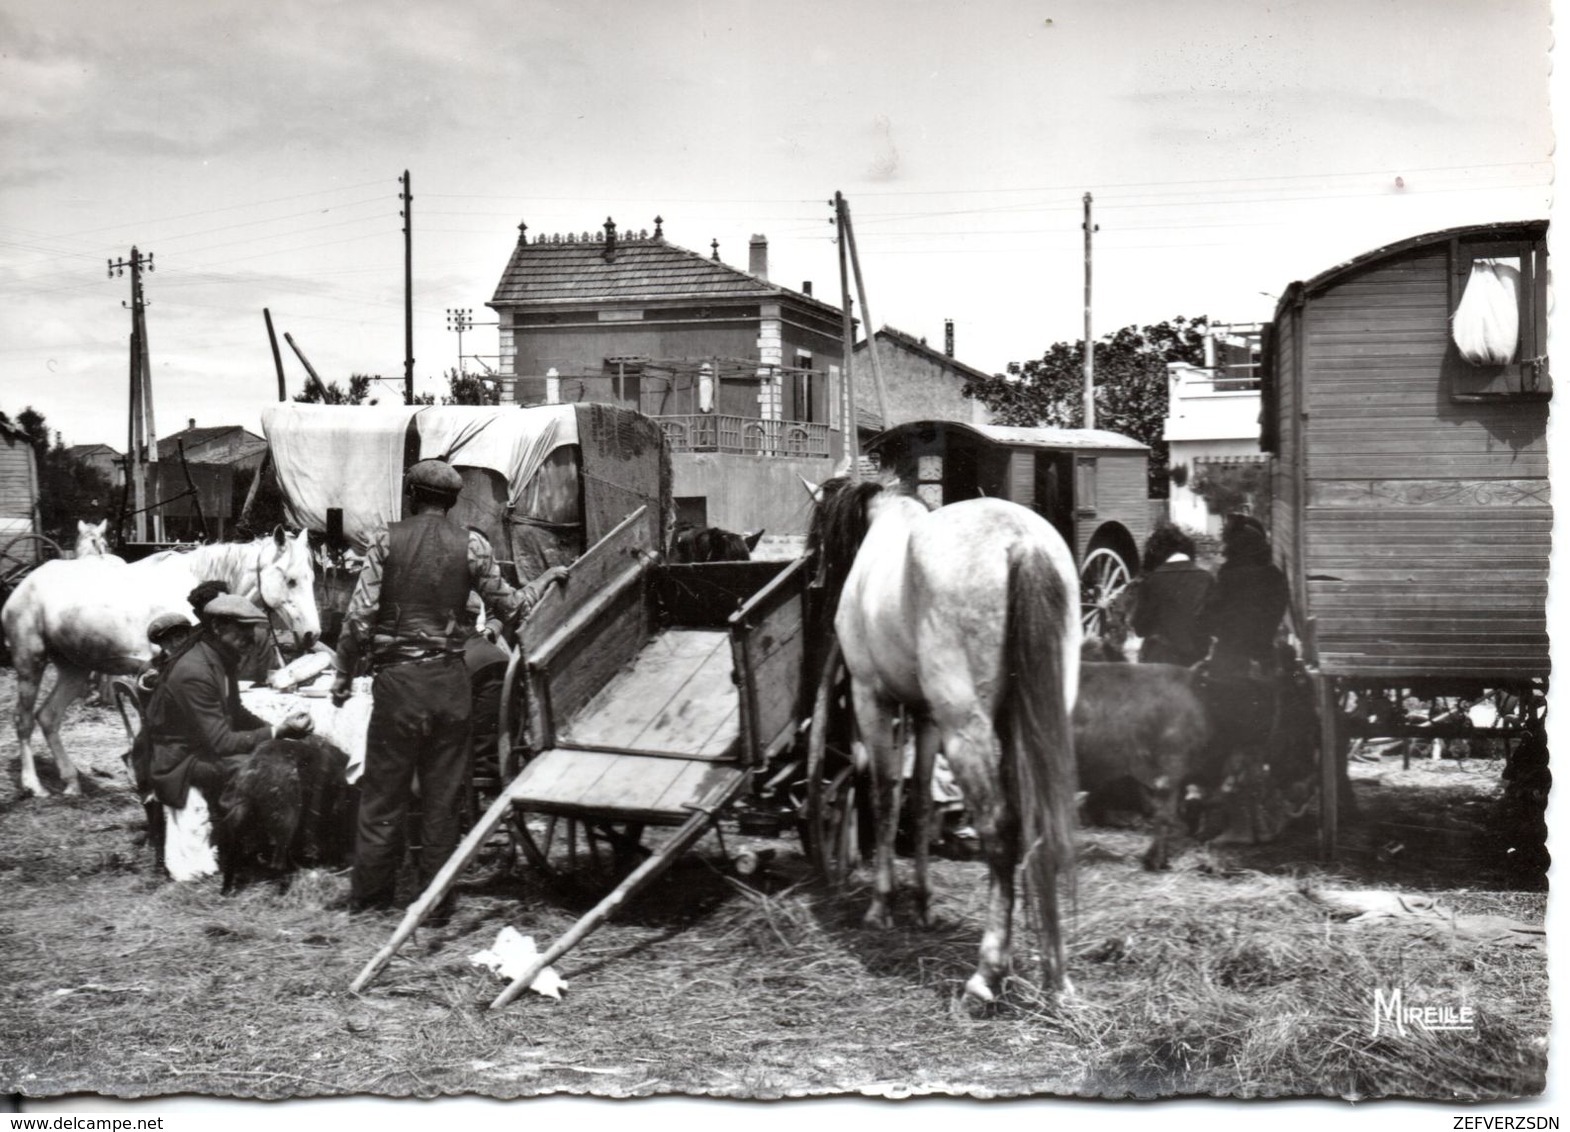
left=1263, top=220, right=1550, bottom=685
left=1263, top=219, right=1550, bottom=857
left=867, top=419, right=1152, bottom=633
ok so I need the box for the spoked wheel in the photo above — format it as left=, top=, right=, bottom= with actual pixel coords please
left=1079, top=544, right=1134, bottom=638
left=109, top=676, right=144, bottom=743
left=510, top=812, right=649, bottom=883
left=800, top=639, right=872, bottom=885
left=494, top=645, right=648, bottom=884
left=0, top=533, right=62, bottom=590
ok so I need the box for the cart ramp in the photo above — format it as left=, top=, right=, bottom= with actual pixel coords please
left=511, top=748, right=748, bottom=825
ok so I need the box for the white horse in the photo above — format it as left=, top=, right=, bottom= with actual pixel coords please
left=73, top=520, right=111, bottom=559
left=1, top=527, right=320, bottom=797
left=807, top=476, right=1081, bottom=1005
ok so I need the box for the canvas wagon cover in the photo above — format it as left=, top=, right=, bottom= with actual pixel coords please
left=261, top=403, right=579, bottom=548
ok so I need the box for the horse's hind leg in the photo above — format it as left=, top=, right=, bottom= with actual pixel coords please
left=909, top=717, right=940, bottom=928
left=852, top=683, right=903, bottom=931
left=933, top=708, right=1018, bottom=1004
left=11, top=654, right=50, bottom=797
left=35, top=665, right=93, bottom=796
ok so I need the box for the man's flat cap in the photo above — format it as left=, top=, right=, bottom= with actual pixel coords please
left=406, top=459, right=464, bottom=497
left=146, top=612, right=194, bottom=641
left=203, top=594, right=269, bottom=624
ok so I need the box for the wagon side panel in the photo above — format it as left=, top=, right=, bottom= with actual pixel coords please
left=1295, top=238, right=1551, bottom=682
left=1076, top=448, right=1150, bottom=564
left=730, top=557, right=810, bottom=767
left=574, top=402, right=672, bottom=554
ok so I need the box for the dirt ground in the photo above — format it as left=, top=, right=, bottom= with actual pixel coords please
left=0, top=668, right=1549, bottom=1103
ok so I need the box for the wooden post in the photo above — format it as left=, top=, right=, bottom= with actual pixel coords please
left=177, top=440, right=209, bottom=542
left=1082, top=192, right=1096, bottom=430
left=401, top=170, right=414, bottom=405
left=1314, top=670, right=1340, bottom=861
left=837, top=195, right=891, bottom=433
left=264, top=308, right=287, bottom=401
left=834, top=193, right=859, bottom=478
left=284, top=333, right=329, bottom=400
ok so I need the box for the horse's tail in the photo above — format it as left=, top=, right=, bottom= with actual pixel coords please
left=1002, top=539, right=1078, bottom=991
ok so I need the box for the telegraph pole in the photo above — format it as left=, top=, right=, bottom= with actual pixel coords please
left=400, top=170, right=414, bottom=404
left=1082, top=192, right=1097, bottom=429
left=834, top=193, right=859, bottom=477
left=109, top=246, right=156, bottom=541
left=446, top=308, right=472, bottom=376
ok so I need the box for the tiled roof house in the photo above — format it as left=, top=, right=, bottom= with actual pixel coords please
left=486, top=218, right=852, bottom=535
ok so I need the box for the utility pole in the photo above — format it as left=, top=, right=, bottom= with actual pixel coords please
left=834, top=193, right=859, bottom=478
left=109, top=246, right=156, bottom=542
left=1082, top=192, right=1097, bottom=429
left=835, top=193, right=891, bottom=431
left=446, top=308, right=472, bottom=376
left=400, top=170, right=414, bottom=405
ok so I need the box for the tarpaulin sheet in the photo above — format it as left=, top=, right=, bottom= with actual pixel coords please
left=415, top=404, right=578, bottom=511
left=261, top=404, right=419, bottom=548
left=261, top=403, right=580, bottom=550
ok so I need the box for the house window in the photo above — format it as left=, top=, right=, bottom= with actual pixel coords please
left=1448, top=235, right=1550, bottom=400
left=791, top=352, right=817, bottom=423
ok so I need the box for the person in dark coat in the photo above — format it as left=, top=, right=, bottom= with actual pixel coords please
left=1198, top=514, right=1291, bottom=677
left=1130, top=523, right=1214, bottom=666
left=329, top=459, right=566, bottom=915
left=147, top=595, right=314, bottom=812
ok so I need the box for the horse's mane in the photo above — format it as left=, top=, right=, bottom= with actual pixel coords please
left=806, top=476, right=892, bottom=624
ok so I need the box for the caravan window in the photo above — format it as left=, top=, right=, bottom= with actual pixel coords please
left=1449, top=236, right=1550, bottom=400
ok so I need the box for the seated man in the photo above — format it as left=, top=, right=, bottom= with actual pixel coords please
left=147, top=594, right=314, bottom=819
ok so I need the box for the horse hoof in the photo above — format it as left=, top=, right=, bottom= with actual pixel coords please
left=963, top=974, right=997, bottom=1005
left=862, top=905, right=894, bottom=931
left=61, top=783, right=83, bottom=798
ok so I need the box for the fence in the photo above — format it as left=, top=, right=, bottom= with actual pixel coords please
left=658, top=414, right=830, bottom=458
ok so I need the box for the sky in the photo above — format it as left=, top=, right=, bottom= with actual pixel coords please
left=0, top=0, right=1553, bottom=449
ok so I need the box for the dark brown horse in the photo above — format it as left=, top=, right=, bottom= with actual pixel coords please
left=670, top=524, right=763, bottom=563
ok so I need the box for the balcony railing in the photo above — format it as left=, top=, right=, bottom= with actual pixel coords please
left=657, top=414, right=831, bottom=458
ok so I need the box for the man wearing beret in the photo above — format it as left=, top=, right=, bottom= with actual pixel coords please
left=147, top=594, right=315, bottom=813
left=331, top=458, right=564, bottom=914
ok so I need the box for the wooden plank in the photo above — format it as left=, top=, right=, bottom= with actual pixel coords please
left=730, top=557, right=810, bottom=766
left=561, top=628, right=739, bottom=758
left=542, top=583, right=650, bottom=736
left=512, top=749, right=746, bottom=823
left=520, top=505, right=651, bottom=653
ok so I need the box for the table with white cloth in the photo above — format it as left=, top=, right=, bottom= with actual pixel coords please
left=239, top=681, right=374, bottom=784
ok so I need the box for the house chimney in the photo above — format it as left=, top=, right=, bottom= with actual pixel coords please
left=803, top=281, right=813, bottom=297
left=188, top=418, right=195, bottom=431
left=602, top=217, right=617, bottom=261
left=944, top=320, right=954, bottom=359
left=749, top=234, right=768, bottom=280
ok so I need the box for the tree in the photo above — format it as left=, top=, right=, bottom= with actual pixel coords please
left=293, top=373, right=375, bottom=405
left=441, top=368, right=497, bottom=406
left=962, top=316, right=1209, bottom=497
left=1, top=404, right=115, bottom=544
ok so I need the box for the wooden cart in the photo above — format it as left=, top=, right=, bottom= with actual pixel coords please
left=351, top=504, right=816, bottom=1007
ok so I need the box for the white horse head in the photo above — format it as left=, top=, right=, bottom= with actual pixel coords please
left=74, top=519, right=110, bottom=558
left=250, top=526, right=320, bottom=650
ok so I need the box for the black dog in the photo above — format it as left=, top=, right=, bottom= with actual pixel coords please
left=217, top=738, right=356, bottom=894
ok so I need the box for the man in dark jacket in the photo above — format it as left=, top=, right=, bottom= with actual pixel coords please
left=1130, top=524, right=1214, bottom=666
left=1198, top=514, right=1291, bottom=677
left=147, top=595, right=314, bottom=811
left=330, top=459, right=564, bottom=914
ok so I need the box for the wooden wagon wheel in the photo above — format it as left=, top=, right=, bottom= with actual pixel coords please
left=0, top=532, right=63, bottom=591
left=1079, top=544, right=1134, bottom=638
left=495, top=646, right=647, bottom=883
left=800, top=638, right=873, bottom=885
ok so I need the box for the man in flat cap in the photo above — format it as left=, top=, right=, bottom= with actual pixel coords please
left=330, top=458, right=564, bottom=915
left=147, top=594, right=315, bottom=815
